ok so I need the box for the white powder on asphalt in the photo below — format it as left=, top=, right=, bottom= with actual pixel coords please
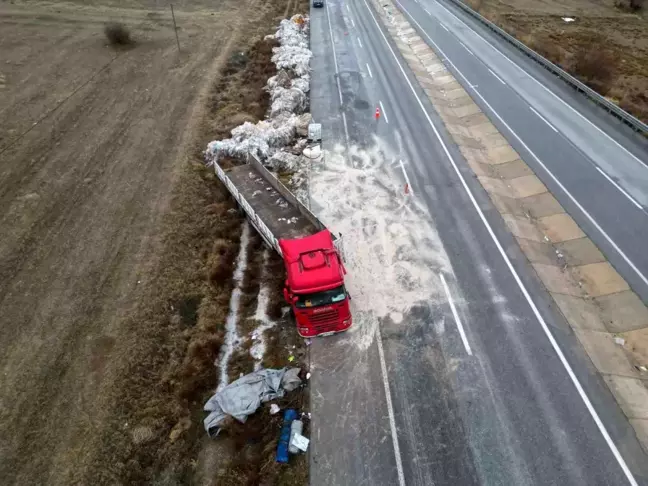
left=309, top=138, right=452, bottom=349
left=217, top=222, right=252, bottom=390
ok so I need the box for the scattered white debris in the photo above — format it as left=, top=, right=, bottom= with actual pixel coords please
left=614, top=336, right=625, bottom=346
left=309, top=138, right=452, bottom=349
left=270, top=403, right=281, bottom=415
left=217, top=222, right=252, bottom=390
left=306, top=372, right=311, bottom=380
left=249, top=250, right=278, bottom=369
left=268, top=151, right=301, bottom=171
left=206, top=15, right=311, bottom=168
left=562, top=17, right=576, bottom=22
left=291, top=433, right=310, bottom=452
left=278, top=216, right=299, bottom=225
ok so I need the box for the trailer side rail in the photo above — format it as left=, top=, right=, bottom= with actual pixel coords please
left=213, top=154, right=346, bottom=262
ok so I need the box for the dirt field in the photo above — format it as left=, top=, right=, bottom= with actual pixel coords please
left=468, top=0, right=648, bottom=122
left=0, top=0, right=308, bottom=484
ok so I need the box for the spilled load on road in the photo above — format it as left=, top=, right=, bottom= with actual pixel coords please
left=208, top=155, right=352, bottom=337
left=205, top=14, right=352, bottom=337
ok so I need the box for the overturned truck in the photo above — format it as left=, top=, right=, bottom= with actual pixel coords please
left=213, top=155, right=352, bottom=337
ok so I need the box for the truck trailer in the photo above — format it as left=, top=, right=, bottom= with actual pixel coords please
left=212, top=154, right=352, bottom=337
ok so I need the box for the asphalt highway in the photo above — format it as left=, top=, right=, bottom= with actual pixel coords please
left=399, top=0, right=648, bottom=303
left=308, top=0, right=648, bottom=485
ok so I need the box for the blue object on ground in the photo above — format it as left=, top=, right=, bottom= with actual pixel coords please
left=276, top=408, right=298, bottom=463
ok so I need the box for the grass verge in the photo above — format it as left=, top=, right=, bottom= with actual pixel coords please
left=80, top=1, right=311, bottom=483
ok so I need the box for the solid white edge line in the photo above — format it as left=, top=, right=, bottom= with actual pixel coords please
left=376, top=326, right=407, bottom=486
left=440, top=273, right=473, bottom=355
left=432, top=0, right=647, bottom=169
left=399, top=159, right=414, bottom=195
left=342, top=111, right=350, bottom=142
left=440, top=23, right=449, bottom=30
left=400, top=0, right=648, bottom=297
left=459, top=41, right=474, bottom=55
left=325, top=1, right=344, bottom=105
left=358, top=36, right=363, bottom=48
left=488, top=67, right=506, bottom=85
left=380, top=100, right=389, bottom=123
left=365, top=1, right=639, bottom=484
left=596, top=167, right=644, bottom=211
left=529, top=106, right=558, bottom=133
left=367, top=62, right=373, bottom=78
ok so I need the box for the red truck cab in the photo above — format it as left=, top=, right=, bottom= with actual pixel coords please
left=279, top=230, right=352, bottom=337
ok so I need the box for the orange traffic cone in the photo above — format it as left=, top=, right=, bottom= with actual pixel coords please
left=375, top=107, right=381, bottom=120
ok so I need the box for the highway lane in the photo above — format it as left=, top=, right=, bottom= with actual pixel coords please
left=395, top=0, right=648, bottom=302
left=309, top=0, right=648, bottom=484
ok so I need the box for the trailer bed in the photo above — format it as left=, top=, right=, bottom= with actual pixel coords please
left=226, top=165, right=315, bottom=240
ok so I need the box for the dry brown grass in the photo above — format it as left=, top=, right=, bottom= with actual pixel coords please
left=614, top=0, right=645, bottom=12
left=572, top=40, right=618, bottom=94
left=521, top=33, right=566, bottom=66
left=208, top=39, right=280, bottom=141
left=476, top=0, right=648, bottom=123
left=104, top=22, right=133, bottom=45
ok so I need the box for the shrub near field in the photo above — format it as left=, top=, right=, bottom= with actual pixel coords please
left=467, top=0, right=648, bottom=123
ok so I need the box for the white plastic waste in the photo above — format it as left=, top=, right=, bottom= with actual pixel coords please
left=205, top=14, right=312, bottom=169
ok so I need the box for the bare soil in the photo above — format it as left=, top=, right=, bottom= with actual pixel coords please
left=467, top=0, right=648, bottom=122
left=0, top=0, right=308, bottom=484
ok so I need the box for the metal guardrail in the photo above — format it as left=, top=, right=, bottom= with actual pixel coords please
left=444, top=0, right=648, bottom=136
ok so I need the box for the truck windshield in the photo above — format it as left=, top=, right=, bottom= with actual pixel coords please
left=295, top=285, right=346, bottom=308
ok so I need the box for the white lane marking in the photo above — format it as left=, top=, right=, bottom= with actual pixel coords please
left=365, top=1, right=640, bottom=484
left=459, top=41, right=474, bottom=56
left=530, top=106, right=558, bottom=132
left=400, top=0, right=648, bottom=306
left=440, top=23, right=449, bottom=31
left=367, top=62, right=373, bottom=78
left=596, top=167, right=644, bottom=211
left=358, top=36, right=363, bottom=48
left=351, top=18, right=356, bottom=28
left=380, top=100, right=389, bottom=123
left=424, top=7, right=430, bottom=15
left=342, top=111, right=350, bottom=143
left=325, top=1, right=344, bottom=105
left=440, top=273, right=472, bottom=355
left=376, top=326, right=407, bottom=486
left=346, top=3, right=350, bottom=11
left=432, top=0, right=647, bottom=169
left=488, top=67, right=506, bottom=85
left=399, top=159, right=413, bottom=195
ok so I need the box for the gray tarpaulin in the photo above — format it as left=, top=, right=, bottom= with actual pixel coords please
left=204, top=368, right=301, bottom=437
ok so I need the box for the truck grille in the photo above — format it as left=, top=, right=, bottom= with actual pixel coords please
left=309, top=308, right=339, bottom=328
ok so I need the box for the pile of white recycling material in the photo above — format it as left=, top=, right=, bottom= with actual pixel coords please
left=205, top=14, right=313, bottom=173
